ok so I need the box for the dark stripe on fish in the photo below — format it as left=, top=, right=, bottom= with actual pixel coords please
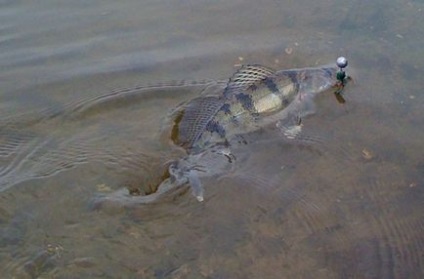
left=206, top=120, right=226, bottom=138
left=267, top=70, right=298, bottom=109
left=281, top=97, right=291, bottom=107
left=284, top=70, right=301, bottom=93
left=219, top=103, right=232, bottom=115
left=235, top=92, right=255, bottom=112
left=263, top=77, right=279, bottom=93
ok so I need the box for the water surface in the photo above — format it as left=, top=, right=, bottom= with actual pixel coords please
left=1, top=0, right=423, bottom=278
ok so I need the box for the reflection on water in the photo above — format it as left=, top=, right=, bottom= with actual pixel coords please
left=1, top=0, right=424, bottom=278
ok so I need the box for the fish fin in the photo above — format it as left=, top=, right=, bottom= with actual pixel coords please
left=276, top=94, right=317, bottom=140
left=188, top=170, right=204, bottom=202
left=168, top=160, right=189, bottom=186
left=173, top=96, right=224, bottom=148
left=224, top=65, right=276, bottom=97
left=278, top=121, right=303, bottom=140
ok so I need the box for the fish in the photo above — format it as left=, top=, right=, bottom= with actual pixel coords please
left=95, top=59, right=349, bottom=205
left=163, top=62, right=348, bottom=201
left=171, top=64, right=338, bottom=153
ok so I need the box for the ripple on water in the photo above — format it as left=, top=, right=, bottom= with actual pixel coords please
left=358, top=167, right=424, bottom=278
left=0, top=81, right=218, bottom=194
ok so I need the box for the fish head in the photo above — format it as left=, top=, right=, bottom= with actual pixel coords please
left=297, top=65, right=338, bottom=96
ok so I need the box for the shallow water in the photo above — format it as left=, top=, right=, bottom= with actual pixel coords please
left=1, top=0, right=424, bottom=278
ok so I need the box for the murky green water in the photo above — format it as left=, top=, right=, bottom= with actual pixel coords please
left=1, top=0, right=423, bottom=278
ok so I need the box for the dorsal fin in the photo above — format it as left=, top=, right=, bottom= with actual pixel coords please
left=172, top=96, right=224, bottom=149
left=224, top=64, right=276, bottom=97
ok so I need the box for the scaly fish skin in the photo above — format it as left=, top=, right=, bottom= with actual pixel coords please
left=172, top=64, right=338, bottom=153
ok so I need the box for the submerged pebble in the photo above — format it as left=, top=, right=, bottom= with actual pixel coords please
left=285, top=47, right=293, bottom=55
left=361, top=148, right=374, bottom=160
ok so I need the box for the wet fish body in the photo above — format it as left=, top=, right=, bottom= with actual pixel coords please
left=96, top=61, right=346, bottom=204
left=164, top=62, right=341, bottom=201
left=172, top=64, right=338, bottom=153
